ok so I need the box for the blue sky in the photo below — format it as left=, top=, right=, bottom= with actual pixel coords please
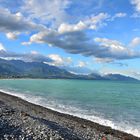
left=0, top=0, right=140, bottom=79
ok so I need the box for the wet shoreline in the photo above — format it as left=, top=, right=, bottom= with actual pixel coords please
left=0, top=91, right=139, bottom=140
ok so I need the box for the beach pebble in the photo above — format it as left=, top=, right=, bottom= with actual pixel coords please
left=0, top=95, right=139, bottom=140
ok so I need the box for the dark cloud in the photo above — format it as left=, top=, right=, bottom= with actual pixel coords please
left=28, top=30, right=140, bottom=61
left=0, top=50, right=52, bottom=63
left=0, top=7, right=45, bottom=33
left=0, top=1, right=140, bottom=63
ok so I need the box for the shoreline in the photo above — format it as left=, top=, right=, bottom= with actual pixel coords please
left=0, top=78, right=139, bottom=83
left=0, top=91, right=139, bottom=140
left=1, top=88, right=139, bottom=137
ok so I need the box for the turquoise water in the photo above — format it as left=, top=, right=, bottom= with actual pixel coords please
left=0, top=79, right=140, bottom=137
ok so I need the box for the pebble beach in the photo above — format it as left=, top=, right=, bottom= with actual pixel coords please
left=0, top=91, right=139, bottom=140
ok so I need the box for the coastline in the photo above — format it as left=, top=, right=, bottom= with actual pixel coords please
left=0, top=91, right=139, bottom=140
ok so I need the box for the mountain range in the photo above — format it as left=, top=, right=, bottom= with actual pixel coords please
left=0, top=58, right=138, bottom=81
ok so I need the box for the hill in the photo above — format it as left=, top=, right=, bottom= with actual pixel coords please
left=0, top=59, right=138, bottom=81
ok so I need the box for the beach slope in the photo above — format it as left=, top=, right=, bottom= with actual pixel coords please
left=0, top=91, right=139, bottom=140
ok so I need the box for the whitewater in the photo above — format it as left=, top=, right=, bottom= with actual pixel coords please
left=0, top=79, right=140, bottom=137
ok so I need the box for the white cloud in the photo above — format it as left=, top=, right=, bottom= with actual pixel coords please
left=58, top=21, right=86, bottom=34
left=21, top=42, right=32, bottom=46
left=131, top=71, right=140, bottom=79
left=111, top=12, right=127, bottom=20
left=22, top=0, right=70, bottom=26
left=0, top=43, right=6, bottom=51
left=129, top=37, right=140, bottom=47
left=47, top=54, right=72, bottom=66
left=24, top=29, right=140, bottom=61
left=58, top=13, right=109, bottom=33
left=6, top=32, right=20, bottom=40
left=48, top=54, right=64, bottom=66
left=77, top=61, right=87, bottom=67
left=94, top=37, right=126, bottom=52
left=87, top=13, right=109, bottom=30
left=131, top=0, right=140, bottom=13
left=30, top=50, right=39, bottom=55
left=47, top=11, right=125, bottom=34
left=0, top=7, right=46, bottom=34
left=114, top=13, right=127, bottom=18
left=94, top=37, right=140, bottom=60
left=1, top=1, right=139, bottom=63
left=0, top=51, right=52, bottom=62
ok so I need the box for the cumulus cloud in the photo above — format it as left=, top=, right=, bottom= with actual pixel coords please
left=86, top=13, right=109, bottom=30
left=129, top=37, right=140, bottom=47
left=0, top=43, right=6, bottom=51
left=25, top=29, right=140, bottom=61
left=58, top=13, right=109, bottom=33
left=0, top=45, right=99, bottom=75
left=94, top=37, right=140, bottom=60
left=60, top=60, right=92, bottom=75
left=47, top=54, right=72, bottom=66
left=22, top=0, right=70, bottom=26
left=131, top=0, right=140, bottom=13
left=77, top=61, right=87, bottom=67
left=58, top=21, right=86, bottom=34
left=6, top=32, right=20, bottom=40
left=0, top=7, right=46, bottom=34
left=0, top=0, right=140, bottom=67
left=94, top=37, right=126, bottom=52
left=132, top=71, right=140, bottom=78
left=46, top=54, right=91, bottom=74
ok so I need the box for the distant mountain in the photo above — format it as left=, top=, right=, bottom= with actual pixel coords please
left=0, top=59, right=138, bottom=81
left=103, top=74, right=138, bottom=81
left=87, top=73, right=103, bottom=80
left=80, top=73, right=138, bottom=81
left=0, top=59, right=74, bottom=79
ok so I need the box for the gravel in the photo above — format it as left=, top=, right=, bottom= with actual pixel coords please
left=0, top=92, right=139, bottom=140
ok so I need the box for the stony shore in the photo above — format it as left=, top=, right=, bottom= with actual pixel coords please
left=0, top=91, right=139, bottom=140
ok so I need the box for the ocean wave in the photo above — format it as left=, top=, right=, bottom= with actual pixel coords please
left=0, top=88, right=139, bottom=137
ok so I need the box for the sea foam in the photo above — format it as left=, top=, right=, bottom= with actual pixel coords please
left=0, top=88, right=140, bottom=137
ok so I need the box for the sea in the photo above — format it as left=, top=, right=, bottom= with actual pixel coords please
left=0, top=79, right=140, bottom=137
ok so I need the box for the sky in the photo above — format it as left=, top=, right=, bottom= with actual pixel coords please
left=0, top=0, right=140, bottom=79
